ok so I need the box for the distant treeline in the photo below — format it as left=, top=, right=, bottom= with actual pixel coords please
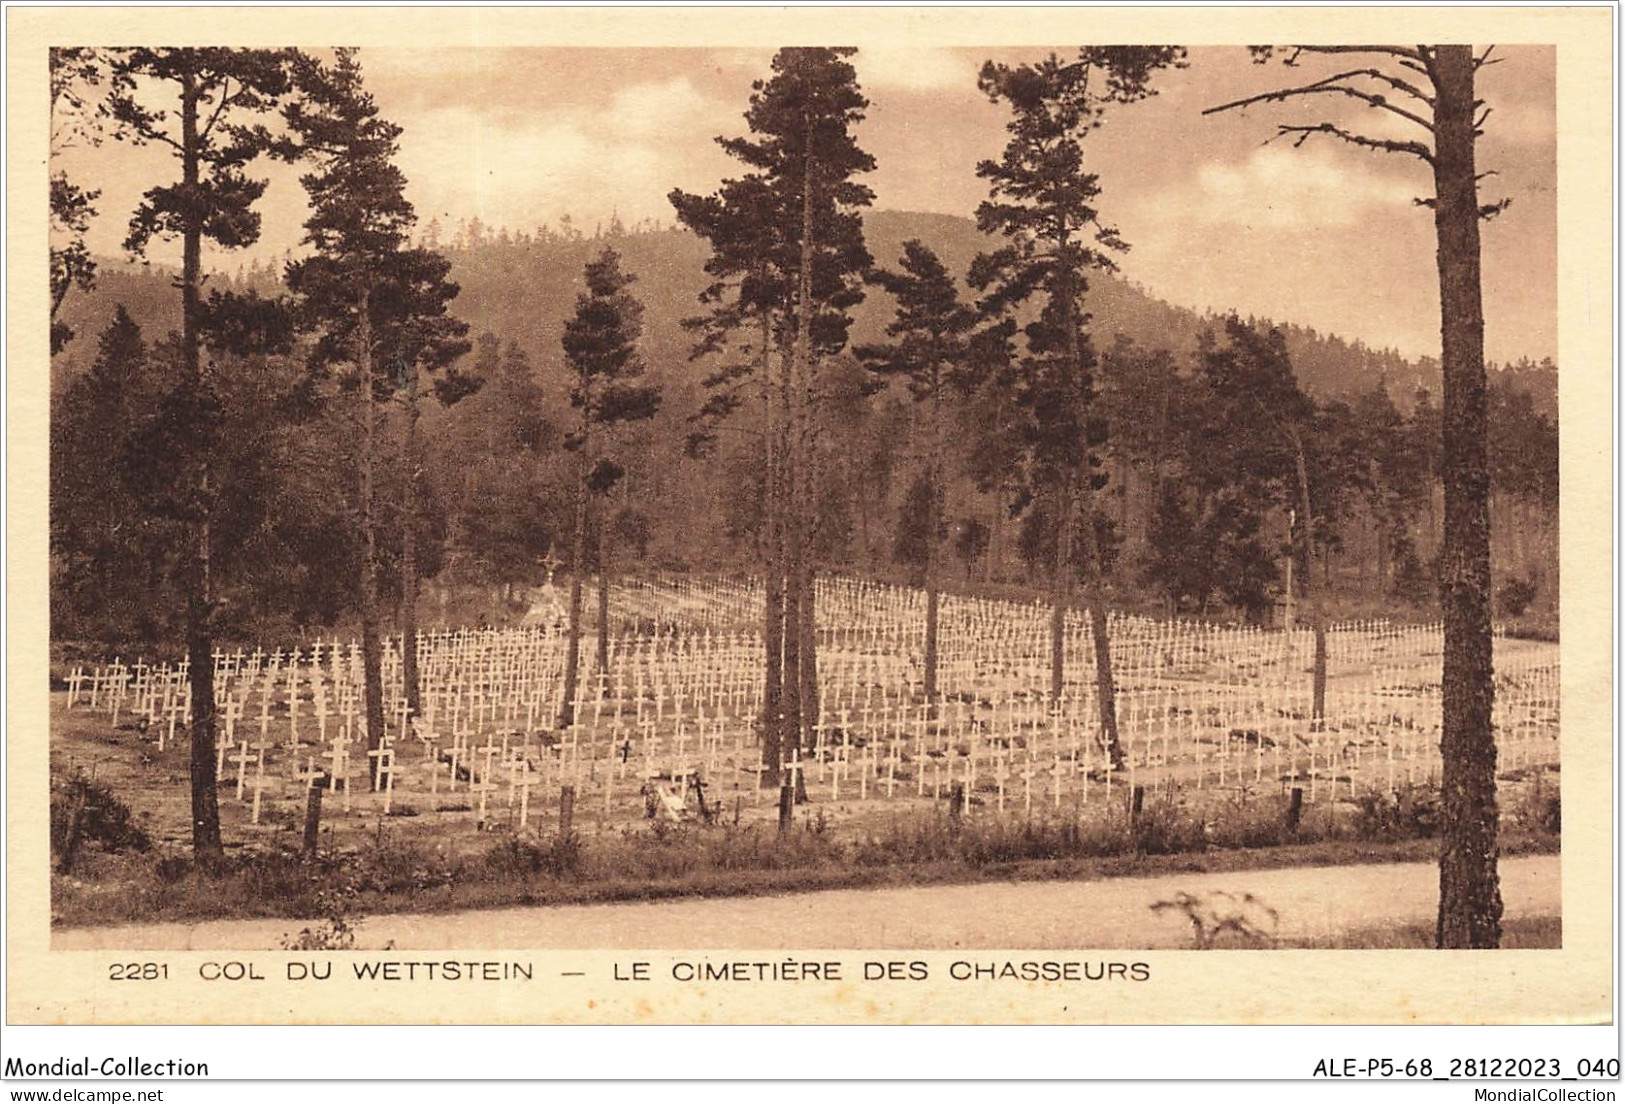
left=51, top=214, right=1556, bottom=653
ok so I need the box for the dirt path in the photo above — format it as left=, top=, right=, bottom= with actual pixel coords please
left=54, top=854, right=1559, bottom=951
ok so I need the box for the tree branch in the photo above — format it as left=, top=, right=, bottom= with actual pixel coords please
left=1207, top=73, right=1434, bottom=134
left=137, top=125, right=184, bottom=155
left=200, top=72, right=233, bottom=144
left=1395, top=55, right=1432, bottom=79
left=1287, top=45, right=1428, bottom=62
left=1272, top=53, right=1436, bottom=105
left=1336, top=66, right=1437, bottom=107
left=1274, top=122, right=1435, bottom=165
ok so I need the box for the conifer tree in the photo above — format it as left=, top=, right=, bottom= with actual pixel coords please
left=672, top=48, right=874, bottom=792
left=50, top=307, right=152, bottom=634
left=1207, top=44, right=1507, bottom=947
left=557, top=248, right=660, bottom=730
left=972, top=47, right=1184, bottom=769
left=671, top=176, right=793, bottom=774
left=49, top=48, right=117, bottom=355
left=107, top=46, right=299, bottom=860
left=858, top=240, right=984, bottom=712
left=1201, top=318, right=1329, bottom=712
left=285, top=48, right=471, bottom=774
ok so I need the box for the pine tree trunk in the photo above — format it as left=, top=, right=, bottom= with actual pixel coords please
left=1292, top=434, right=1328, bottom=726
left=761, top=345, right=784, bottom=785
left=780, top=535, right=803, bottom=775
left=780, top=122, right=818, bottom=799
left=1065, top=288, right=1120, bottom=766
left=179, top=69, right=222, bottom=862
left=357, top=296, right=386, bottom=788
left=559, top=449, right=588, bottom=730
left=924, top=572, right=940, bottom=707
left=1088, top=603, right=1122, bottom=769
left=1077, top=500, right=1122, bottom=768
left=596, top=508, right=610, bottom=673
left=923, top=366, right=942, bottom=716
left=400, top=388, right=421, bottom=720
left=1431, top=43, right=1502, bottom=950
left=1050, top=478, right=1074, bottom=705
left=796, top=565, right=816, bottom=804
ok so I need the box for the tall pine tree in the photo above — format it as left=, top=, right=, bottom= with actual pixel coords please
left=672, top=47, right=874, bottom=795
left=557, top=248, right=660, bottom=730
left=108, top=47, right=299, bottom=860
left=285, top=48, right=471, bottom=775
left=1207, top=44, right=1508, bottom=948
left=858, top=241, right=985, bottom=714
left=972, top=47, right=1184, bottom=769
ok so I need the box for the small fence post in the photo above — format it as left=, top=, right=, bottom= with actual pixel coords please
left=1285, top=787, right=1304, bottom=834
left=302, top=772, right=330, bottom=858
left=558, top=784, right=576, bottom=839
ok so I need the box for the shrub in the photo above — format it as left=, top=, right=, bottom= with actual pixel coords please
left=280, top=887, right=362, bottom=950
left=51, top=770, right=151, bottom=872
left=1353, top=785, right=1439, bottom=843
left=1508, top=771, right=1561, bottom=835
left=1208, top=795, right=1295, bottom=849
left=1131, top=795, right=1208, bottom=855
left=154, top=853, right=192, bottom=884
left=1498, top=576, right=1539, bottom=618
left=483, top=838, right=548, bottom=877
left=548, top=832, right=584, bottom=878
left=352, top=838, right=456, bottom=896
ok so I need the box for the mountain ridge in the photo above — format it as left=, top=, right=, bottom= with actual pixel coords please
left=51, top=210, right=1555, bottom=417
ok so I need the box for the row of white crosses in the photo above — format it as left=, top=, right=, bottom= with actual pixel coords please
left=61, top=578, right=1561, bottom=826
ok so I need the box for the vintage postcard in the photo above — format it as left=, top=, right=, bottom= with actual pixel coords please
left=5, top=3, right=1614, bottom=1050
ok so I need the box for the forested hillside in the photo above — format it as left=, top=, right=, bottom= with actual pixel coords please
left=56, top=209, right=1558, bottom=410
left=50, top=203, right=1553, bottom=634
left=50, top=206, right=1559, bottom=653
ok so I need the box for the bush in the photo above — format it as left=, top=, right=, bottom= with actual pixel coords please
left=1353, top=785, right=1439, bottom=843
left=51, top=771, right=150, bottom=871
left=1498, top=576, right=1539, bottom=618
left=280, top=887, right=362, bottom=950
left=1208, top=794, right=1297, bottom=849
left=350, top=838, right=456, bottom=897
left=1508, top=771, right=1561, bottom=835
left=154, top=853, right=192, bottom=884
left=548, top=832, right=584, bottom=877
left=1131, top=795, right=1208, bottom=855
left=483, top=838, right=549, bottom=876
left=483, top=835, right=582, bottom=879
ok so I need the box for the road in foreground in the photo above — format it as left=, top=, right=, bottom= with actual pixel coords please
left=54, top=854, right=1559, bottom=951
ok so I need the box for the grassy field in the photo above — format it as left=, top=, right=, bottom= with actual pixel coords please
left=50, top=690, right=1559, bottom=932
left=47, top=577, right=1561, bottom=936
left=1289, top=915, right=1562, bottom=950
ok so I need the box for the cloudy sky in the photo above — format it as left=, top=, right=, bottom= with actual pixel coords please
left=55, top=44, right=1556, bottom=365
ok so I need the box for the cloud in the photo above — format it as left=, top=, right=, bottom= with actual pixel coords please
left=393, top=91, right=737, bottom=232
left=1483, top=95, right=1555, bottom=148
left=607, top=76, right=711, bottom=138
left=856, top=47, right=981, bottom=93
left=1178, top=146, right=1419, bottom=230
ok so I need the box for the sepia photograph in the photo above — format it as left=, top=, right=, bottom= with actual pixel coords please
left=5, top=3, right=1614, bottom=1054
